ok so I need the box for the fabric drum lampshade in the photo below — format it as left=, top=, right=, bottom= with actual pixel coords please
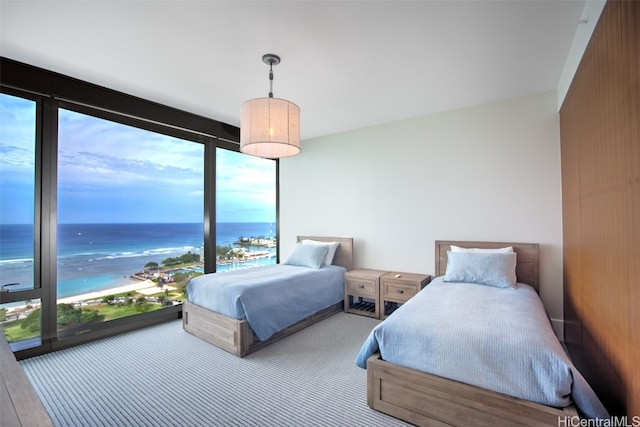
left=240, top=97, right=300, bottom=159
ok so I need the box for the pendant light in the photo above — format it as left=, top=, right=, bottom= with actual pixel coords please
left=240, top=54, right=301, bottom=159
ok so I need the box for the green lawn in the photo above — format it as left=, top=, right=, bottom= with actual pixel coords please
left=1, top=288, right=186, bottom=343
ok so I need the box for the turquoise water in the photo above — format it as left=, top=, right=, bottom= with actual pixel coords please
left=1, top=222, right=276, bottom=298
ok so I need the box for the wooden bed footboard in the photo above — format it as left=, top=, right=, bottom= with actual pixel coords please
left=182, top=300, right=253, bottom=357
left=366, top=354, right=578, bottom=427
left=183, top=300, right=343, bottom=357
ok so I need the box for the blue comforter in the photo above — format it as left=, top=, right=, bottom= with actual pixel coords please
left=187, top=264, right=345, bottom=341
left=355, top=276, right=609, bottom=419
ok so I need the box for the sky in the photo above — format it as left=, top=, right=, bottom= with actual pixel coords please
left=0, top=93, right=276, bottom=224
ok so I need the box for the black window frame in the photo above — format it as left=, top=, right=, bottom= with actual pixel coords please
left=0, top=57, right=279, bottom=359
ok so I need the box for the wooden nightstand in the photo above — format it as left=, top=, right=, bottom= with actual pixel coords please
left=380, top=271, right=431, bottom=319
left=344, top=269, right=389, bottom=319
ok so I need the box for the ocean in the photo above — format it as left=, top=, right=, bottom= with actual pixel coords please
left=0, top=222, right=276, bottom=299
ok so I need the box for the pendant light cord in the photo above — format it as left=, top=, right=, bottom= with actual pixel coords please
left=268, top=61, right=274, bottom=98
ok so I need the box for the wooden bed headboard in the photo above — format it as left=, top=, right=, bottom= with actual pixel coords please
left=435, top=240, right=540, bottom=292
left=296, top=236, right=354, bottom=271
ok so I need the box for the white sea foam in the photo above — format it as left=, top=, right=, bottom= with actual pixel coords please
left=0, top=257, right=34, bottom=265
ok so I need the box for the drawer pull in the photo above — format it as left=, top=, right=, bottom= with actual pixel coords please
left=395, top=289, right=404, bottom=294
left=358, top=284, right=365, bottom=289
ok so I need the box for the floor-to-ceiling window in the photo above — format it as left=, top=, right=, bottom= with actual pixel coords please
left=215, top=148, right=277, bottom=271
left=0, top=93, right=40, bottom=350
left=55, top=108, right=205, bottom=337
left=0, top=58, right=278, bottom=356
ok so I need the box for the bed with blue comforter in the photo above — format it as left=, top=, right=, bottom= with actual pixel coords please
left=357, top=240, right=608, bottom=425
left=187, top=263, right=345, bottom=341
left=183, top=236, right=353, bottom=357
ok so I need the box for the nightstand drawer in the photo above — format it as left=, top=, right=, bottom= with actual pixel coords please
left=382, top=281, right=419, bottom=301
left=346, top=278, right=377, bottom=297
left=380, top=272, right=431, bottom=319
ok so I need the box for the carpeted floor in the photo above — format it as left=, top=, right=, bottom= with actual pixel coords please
left=20, top=312, right=412, bottom=427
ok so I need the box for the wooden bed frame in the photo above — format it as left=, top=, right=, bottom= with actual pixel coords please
left=366, top=240, right=578, bottom=426
left=182, top=236, right=353, bottom=357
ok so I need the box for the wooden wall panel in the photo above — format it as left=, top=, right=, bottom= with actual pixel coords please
left=580, top=191, right=628, bottom=413
left=560, top=0, right=639, bottom=417
left=628, top=180, right=640, bottom=417
left=580, top=192, right=627, bottom=353
left=561, top=199, right=582, bottom=364
left=621, top=0, right=640, bottom=417
left=559, top=93, right=582, bottom=203
left=576, top=2, right=625, bottom=198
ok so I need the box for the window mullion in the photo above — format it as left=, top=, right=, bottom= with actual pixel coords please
left=39, top=97, right=58, bottom=348
left=204, top=138, right=216, bottom=274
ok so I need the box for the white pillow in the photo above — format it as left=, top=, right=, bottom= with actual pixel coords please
left=450, top=245, right=514, bottom=253
left=301, top=239, right=340, bottom=265
left=443, top=251, right=518, bottom=289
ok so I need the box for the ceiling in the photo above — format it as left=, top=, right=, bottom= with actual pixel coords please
left=0, top=1, right=587, bottom=141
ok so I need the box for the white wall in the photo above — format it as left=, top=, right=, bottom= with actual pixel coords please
left=557, top=0, right=606, bottom=109
left=280, top=91, right=565, bottom=335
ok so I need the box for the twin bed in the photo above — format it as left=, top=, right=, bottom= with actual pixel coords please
left=182, top=236, right=353, bottom=357
left=183, top=237, right=607, bottom=425
left=357, top=240, right=608, bottom=425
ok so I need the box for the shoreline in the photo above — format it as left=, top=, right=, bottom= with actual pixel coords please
left=2, top=226, right=277, bottom=313
left=5, top=280, right=162, bottom=313
left=57, top=280, right=158, bottom=304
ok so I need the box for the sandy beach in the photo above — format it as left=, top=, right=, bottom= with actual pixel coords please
left=56, top=280, right=159, bottom=304
left=5, top=280, right=176, bottom=314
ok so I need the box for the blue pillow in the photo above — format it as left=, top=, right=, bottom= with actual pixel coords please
left=443, top=251, right=517, bottom=289
left=283, top=243, right=329, bottom=269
